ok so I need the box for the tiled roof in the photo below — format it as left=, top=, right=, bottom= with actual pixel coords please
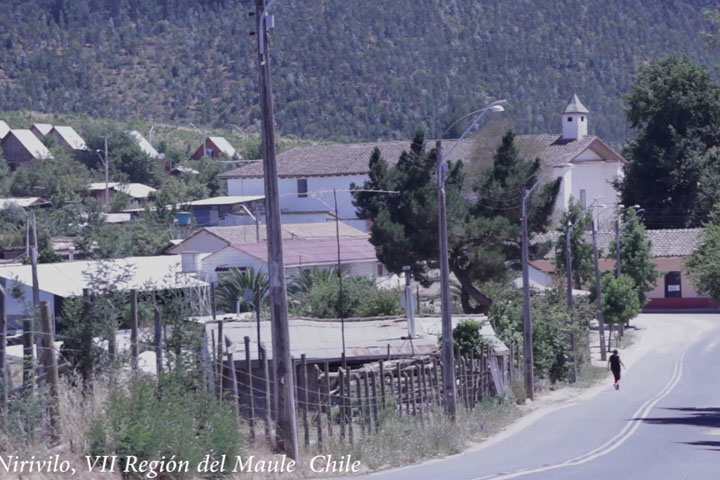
left=219, top=134, right=623, bottom=180
left=533, top=228, right=702, bottom=258
left=227, top=237, right=377, bottom=267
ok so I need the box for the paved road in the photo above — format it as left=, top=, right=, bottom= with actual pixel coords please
left=348, top=314, right=720, bottom=480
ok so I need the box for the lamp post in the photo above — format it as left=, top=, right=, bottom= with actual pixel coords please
left=437, top=99, right=506, bottom=419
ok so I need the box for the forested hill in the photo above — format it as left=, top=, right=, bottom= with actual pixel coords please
left=0, top=0, right=717, bottom=146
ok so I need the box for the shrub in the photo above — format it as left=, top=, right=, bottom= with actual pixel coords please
left=298, top=275, right=402, bottom=318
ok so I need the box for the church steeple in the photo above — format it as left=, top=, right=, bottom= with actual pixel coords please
left=562, top=94, right=589, bottom=140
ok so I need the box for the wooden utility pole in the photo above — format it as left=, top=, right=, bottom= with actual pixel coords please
left=591, top=218, right=608, bottom=361
left=0, top=279, right=7, bottom=414
left=254, top=0, right=298, bottom=458
left=130, top=291, right=139, bottom=372
left=40, top=302, right=60, bottom=443
left=565, top=220, right=577, bottom=383
left=436, top=140, right=457, bottom=418
left=154, top=305, right=163, bottom=376
left=520, top=187, right=534, bottom=401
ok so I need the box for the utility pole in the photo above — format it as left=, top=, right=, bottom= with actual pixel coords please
left=615, top=215, right=621, bottom=278
left=254, top=0, right=298, bottom=458
left=564, top=218, right=577, bottom=383
left=591, top=217, right=608, bottom=361
left=520, top=187, right=534, bottom=401
left=436, top=140, right=457, bottom=418
left=104, top=134, right=110, bottom=206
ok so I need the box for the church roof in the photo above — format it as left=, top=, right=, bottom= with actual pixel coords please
left=219, top=134, right=624, bottom=180
left=563, top=94, right=589, bottom=114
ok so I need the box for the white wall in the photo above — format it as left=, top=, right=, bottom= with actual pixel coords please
left=570, top=156, right=622, bottom=228
left=227, top=175, right=368, bottom=222
left=2, top=281, right=56, bottom=330
left=169, top=232, right=228, bottom=254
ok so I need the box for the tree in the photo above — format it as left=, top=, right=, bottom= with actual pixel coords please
left=608, top=208, right=657, bottom=308
left=686, top=204, right=720, bottom=302
left=555, top=199, right=594, bottom=288
left=449, top=318, right=491, bottom=356
left=353, top=130, right=560, bottom=313
left=216, top=268, right=269, bottom=313
left=619, top=57, right=720, bottom=228
left=595, top=273, right=640, bottom=340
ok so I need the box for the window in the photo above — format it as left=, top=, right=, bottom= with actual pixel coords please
left=665, top=272, right=682, bottom=298
left=567, top=117, right=572, bottom=122
left=581, top=116, right=585, bottom=122
left=579, top=189, right=587, bottom=208
left=297, top=178, right=308, bottom=198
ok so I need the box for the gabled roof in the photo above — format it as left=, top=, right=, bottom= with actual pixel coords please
left=127, top=130, right=162, bottom=159
left=87, top=182, right=156, bottom=199
left=0, top=197, right=50, bottom=209
left=210, top=237, right=377, bottom=268
left=0, top=121, right=9, bottom=139
left=219, top=134, right=625, bottom=180
left=533, top=228, right=702, bottom=258
left=51, top=126, right=87, bottom=150
left=208, top=136, right=236, bottom=158
left=564, top=94, right=589, bottom=114
left=180, top=195, right=264, bottom=207
left=6, top=129, right=53, bottom=160
left=31, top=123, right=53, bottom=136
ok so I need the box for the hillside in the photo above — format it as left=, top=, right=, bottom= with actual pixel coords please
left=0, top=0, right=718, bottom=146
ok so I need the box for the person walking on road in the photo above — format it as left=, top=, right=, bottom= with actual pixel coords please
left=608, top=349, right=625, bottom=390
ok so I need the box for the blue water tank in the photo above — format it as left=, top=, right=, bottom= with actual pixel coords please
left=176, top=211, right=192, bottom=225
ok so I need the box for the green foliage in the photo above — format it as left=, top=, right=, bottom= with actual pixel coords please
left=295, top=275, right=402, bottom=319
left=607, top=208, right=657, bottom=306
left=353, top=131, right=560, bottom=314
left=450, top=318, right=491, bottom=356
left=287, top=266, right=341, bottom=302
left=555, top=199, right=594, bottom=288
left=687, top=204, right=720, bottom=302
left=8, top=148, right=90, bottom=204
left=88, top=376, right=242, bottom=476
left=216, top=268, right=269, bottom=313
left=620, top=57, right=720, bottom=228
left=0, top=1, right=717, bottom=144
left=595, top=273, right=640, bottom=327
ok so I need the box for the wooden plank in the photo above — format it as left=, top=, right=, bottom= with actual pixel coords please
left=40, top=302, right=60, bottom=443
left=245, top=336, right=255, bottom=442
left=300, top=354, right=309, bottom=448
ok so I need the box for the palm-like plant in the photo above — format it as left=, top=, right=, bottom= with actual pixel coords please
left=287, top=266, right=342, bottom=302
left=216, top=267, right=269, bottom=314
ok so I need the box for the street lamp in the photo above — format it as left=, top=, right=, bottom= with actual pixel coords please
left=436, top=99, right=506, bottom=419
left=520, top=163, right=572, bottom=400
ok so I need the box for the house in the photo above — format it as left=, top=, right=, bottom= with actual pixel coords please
left=199, top=236, right=379, bottom=283
left=531, top=228, right=712, bottom=311
left=190, top=136, right=237, bottom=160
left=127, top=130, right=163, bottom=160
left=0, top=255, right=209, bottom=329
left=219, top=95, right=624, bottom=231
left=30, top=123, right=53, bottom=139
left=49, top=126, right=87, bottom=151
left=178, top=195, right=266, bottom=228
left=87, top=182, right=156, bottom=207
left=0, top=121, right=10, bottom=140
left=168, top=222, right=368, bottom=255
left=1, top=129, right=54, bottom=168
left=0, top=197, right=51, bottom=209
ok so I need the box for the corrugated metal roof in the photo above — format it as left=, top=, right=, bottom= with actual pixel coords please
left=0, top=255, right=208, bottom=298
left=181, top=195, right=264, bottom=207
left=0, top=121, right=9, bottom=139
left=52, top=126, right=87, bottom=150
left=208, top=136, right=236, bottom=157
left=202, top=314, right=507, bottom=362
left=7, top=129, right=53, bottom=160
left=225, top=237, right=377, bottom=267
left=87, top=182, right=156, bottom=199
left=0, top=197, right=50, bottom=209
left=127, top=130, right=162, bottom=159
left=31, top=123, right=53, bottom=136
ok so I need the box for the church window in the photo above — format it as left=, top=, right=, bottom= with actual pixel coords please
left=567, top=117, right=572, bottom=122
left=581, top=116, right=585, bottom=122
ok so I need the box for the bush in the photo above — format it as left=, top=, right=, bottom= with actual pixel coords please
left=298, top=275, right=402, bottom=318
left=88, top=376, right=242, bottom=477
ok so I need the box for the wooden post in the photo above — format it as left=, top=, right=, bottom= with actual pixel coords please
left=22, top=316, right=33, bottom=397
left=315, top=365, right=323, bottom=448
left=362, top=370, right=372, bottom=432
left=225, top=337, right=240, bottom=418
left=244, top=336, right=255, bottom=442
left=81, top=288, right=92, bottom=387
left=468, top=351, right=475, bottom=408
left=396, top=362, right=403, bottom=415
left=216, top=319, right=224, bottom=396
left=410, top=367, right=417, bottom=416
left=339, top=367, right=346, bottom=442
left=130, top=290, right=138, bottom=372
left=370, top=370, right=379, bottom=432
left=300, top=354, right=309, bottom=448
left=355, top=374, right=364, bottom=434
left=420, top=361, right=428, bottom=414
left=0, top=279, right=7, bottom=415
left=154, top=305, right=162, bottom=376
left=40, top=302, right=60, bottom=443
left=260, top=343, right=271, bottom=441
left=324, top=361, right=332, bottom=438
left=378, top=360, right=386, bottom=410
left=346, top=368, right=354, bottom=445
left=432, top=357, right=440, bottom=408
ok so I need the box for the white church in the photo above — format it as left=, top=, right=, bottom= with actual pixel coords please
left=220, top=95, right=624, bottom=230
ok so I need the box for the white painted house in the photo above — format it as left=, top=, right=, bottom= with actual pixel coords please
left=220, top=95, right=624, bottom=230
